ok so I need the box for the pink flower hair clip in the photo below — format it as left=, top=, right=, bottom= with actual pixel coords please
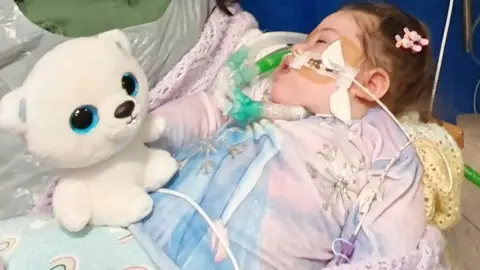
left=395, top=27, right=429, bottom=53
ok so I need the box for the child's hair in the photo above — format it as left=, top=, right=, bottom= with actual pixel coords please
left=340, top=3, right=436, bottom=121
left=215, top=0, right=239, bottom=16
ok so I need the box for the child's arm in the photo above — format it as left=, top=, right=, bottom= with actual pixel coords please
left=148, top=92, right=226, bottom=153
left=337, top=147, right=426, bottom=264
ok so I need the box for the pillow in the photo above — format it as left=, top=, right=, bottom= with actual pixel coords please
left=0, top=0, right=216, bottom=89
left=16, top=0, right=171, bottom=37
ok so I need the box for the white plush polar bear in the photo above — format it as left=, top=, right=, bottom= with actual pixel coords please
left=0, top=30, right=178, bottom=232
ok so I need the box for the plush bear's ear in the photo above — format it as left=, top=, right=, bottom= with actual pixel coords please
left=0, top=88, right=27, bottom=136
left=97, top=29, right=132, bottom=55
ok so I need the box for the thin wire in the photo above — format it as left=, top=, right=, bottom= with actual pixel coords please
left=430, top=0, right=455, bottom=113
left=339, top=70, right=412, bottom=140
left=155, top=189, right=240, bottom=270
left=331, top=142, right=413, bottom=262
left=470, top=15, right=480, bottom=113
left=331, top=238, right=351, bottom=261
left=474, top=78, right=480, bottom=113
left=470, top=15, right=480, bottom=66
left=333, top=65, right=456, bottom=197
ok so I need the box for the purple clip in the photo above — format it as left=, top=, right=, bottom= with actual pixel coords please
left=334, top=234, right=357, bottom=265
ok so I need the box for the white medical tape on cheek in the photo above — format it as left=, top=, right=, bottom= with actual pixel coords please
left=322, top=40, right=359, bottom=87
left=323, top=40, right=357, bottom=124
left=329, top=60, right=413, bottom=141
left=320, top=42, right=409, bottom=137
left=329, top=87, right=352, bottom=125
left=320, top=42, right=399, bottom=126
left=288, top=41, right=356, bottom=125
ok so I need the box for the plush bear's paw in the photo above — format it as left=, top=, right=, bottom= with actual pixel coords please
left=52, top=179, right=90, bottom=232
left=110, top=192, right=153, bottom=227
left=125, top=192, right=153, bottom=222
left=58, top=212, right=90, bottom=232
left=144, top=149, right=178, bottom=191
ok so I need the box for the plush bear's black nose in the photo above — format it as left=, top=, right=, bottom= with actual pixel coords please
left=114, top=100, right=135, bottom=119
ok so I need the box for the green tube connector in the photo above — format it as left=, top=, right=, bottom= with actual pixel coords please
left=231, top=47, right=291, bottom=88
left=465, top=164, right=480, bottom=188
left=228, top=88, right=264, bottom=126
left=255, top=48, right=292, bottom=75
left=225, top=46, right=291, bottom=126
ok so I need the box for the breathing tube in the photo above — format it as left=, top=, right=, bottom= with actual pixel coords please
left=215, top=31, right=312, bottom=126
left=256, top=47, right=291, bottom=75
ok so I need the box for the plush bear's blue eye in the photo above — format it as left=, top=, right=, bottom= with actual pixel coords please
left=122, top=72, right=138, bottom=97
left=69, top=105, right=99, bottom=134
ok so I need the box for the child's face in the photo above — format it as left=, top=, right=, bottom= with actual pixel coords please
left=270, top=11, right=364, bottom=115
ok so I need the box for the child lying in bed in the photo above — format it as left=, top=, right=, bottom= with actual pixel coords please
left=0, top=3, right=445, bottom=270
left=138, top=2, right=437, bottom=269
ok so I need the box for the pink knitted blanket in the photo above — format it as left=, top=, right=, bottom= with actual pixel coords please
left=147, top=7, right=258, bottom=108
left=35, top=7, right=448, bottom=270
